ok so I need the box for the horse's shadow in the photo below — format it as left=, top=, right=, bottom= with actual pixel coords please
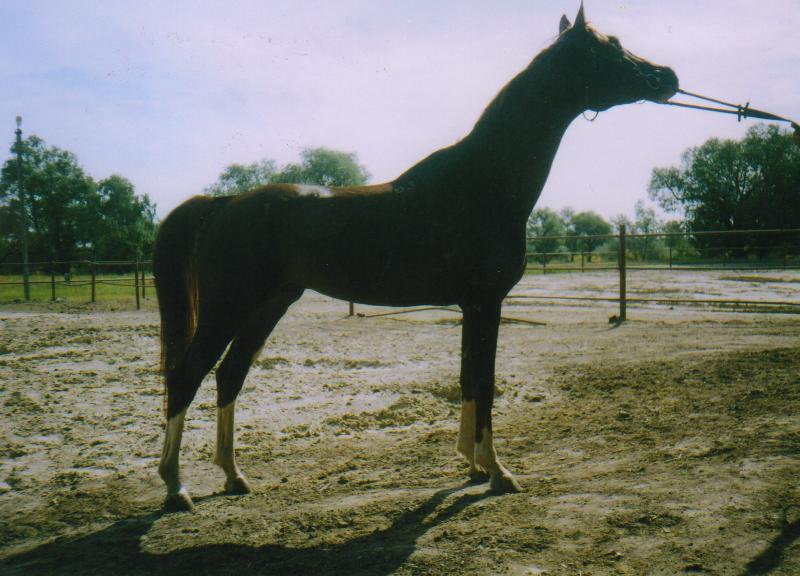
left=743, top=506, right=800, bottom=576
left=1, top=485, right=492, bottom=576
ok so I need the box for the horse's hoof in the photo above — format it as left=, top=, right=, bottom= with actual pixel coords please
left=468, top=469, right=490, bottom=484
left=489, top=473, right=523, bottom=494
left=224, top=476, right=252, bottom=495
left=163, top=487, right=194, bottom=512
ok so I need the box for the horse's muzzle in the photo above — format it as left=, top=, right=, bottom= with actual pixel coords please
left=647, top=67, right=679, bottom=102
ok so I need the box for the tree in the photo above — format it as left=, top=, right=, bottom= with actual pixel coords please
left=274, top=147, right=370, bottom=187
left=662, top=219, right=696, bottom=260
left=0, top=136, right=95, bottom=264
left=648, top=124, right=800, bottom=256
left=205, top=147, right=371, bottom=198
left=526, top=208, right=566, bottom=264
left=204, top=160, right=277, bottom=196
left=571, top=210, right=611, bottom=261
left=0, top=135, right=157, bottom=266
left=630, top=199, right=663, bottom=261
left=90, top=175, right=157, bottom=260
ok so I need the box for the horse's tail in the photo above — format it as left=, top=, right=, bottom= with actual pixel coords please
left=153, top=195, right=230, bottom=382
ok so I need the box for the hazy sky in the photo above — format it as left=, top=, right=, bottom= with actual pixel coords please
left=1, top=1, right=798, bottom=219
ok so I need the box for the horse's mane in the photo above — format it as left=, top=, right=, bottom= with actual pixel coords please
left=470, top=34, right=573, bottom=138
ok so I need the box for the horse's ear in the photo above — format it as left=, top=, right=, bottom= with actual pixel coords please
left=574, top=1, right=587, bottom=28
left=559, top=15, right=571, bottom=34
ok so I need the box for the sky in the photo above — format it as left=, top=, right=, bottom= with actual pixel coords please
left=1, top=0, right=798, bottom=220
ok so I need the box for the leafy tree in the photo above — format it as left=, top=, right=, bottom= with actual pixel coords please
left=205, top=147, right=370, bottom=199
left=630, top=199, right=663, bottom=261
left=648, top=124, right=800, bottom=256
left=0, top=135, right=157, bottom=266
left=526, top=208, right=566, bottom=264
left=204, top=160, right=277, bottom=196
left=662, top=219, right=696, bottom=260
left=0, top=136, right=94, bottom=264
left=571, top=210, right=611, bottom=261
left=90, top=175, right=157, bottom=260
left=274, top=147, right=370, bottom=187
left=559, top=207, right=578, bottom=261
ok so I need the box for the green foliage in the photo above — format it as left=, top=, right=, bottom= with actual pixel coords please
left=526, top=208, right=565, bottom=264
left=90, top=175, right=157, bottom=260
left=527, top=207, right=614, bottom=264
left=628, top=200, right=664, bottom=261
left=571, top=210, right=611, bottom=261
left=205, top=147, right=370, bottom=197
left=203, top=160, right=277, bottom=196
left=274, top=148, right=370, bottom=187
left=648, top=123, right=800, bottom=255
left=0, top=135, right=157, bottom=265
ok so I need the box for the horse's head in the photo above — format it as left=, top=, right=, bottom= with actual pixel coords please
left=558, top=3, right=678, bottom=112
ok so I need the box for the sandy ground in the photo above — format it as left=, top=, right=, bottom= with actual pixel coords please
left=1, top=271, right=799, bottom=575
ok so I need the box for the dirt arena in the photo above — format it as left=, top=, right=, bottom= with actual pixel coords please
left=1, top=271, right=799, bottom=575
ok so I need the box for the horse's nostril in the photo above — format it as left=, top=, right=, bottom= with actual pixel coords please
left=646, top=74, right=661, bottom=90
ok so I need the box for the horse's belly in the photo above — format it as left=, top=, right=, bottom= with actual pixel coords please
left=303, top=260, right=462, bottom=307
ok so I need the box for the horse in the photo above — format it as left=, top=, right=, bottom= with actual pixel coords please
left=153, top=4, right=679, bottom=511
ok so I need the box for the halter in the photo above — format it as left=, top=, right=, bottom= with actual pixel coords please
left=659, top=89, right=800, bottom=142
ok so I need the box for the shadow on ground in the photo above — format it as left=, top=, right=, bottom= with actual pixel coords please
left=743, top=508, right=800, bottom=576
left=1, top=486, right=491, bottom=576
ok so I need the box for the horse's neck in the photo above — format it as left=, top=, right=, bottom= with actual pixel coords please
left=398, top=43, right=583, bottom=224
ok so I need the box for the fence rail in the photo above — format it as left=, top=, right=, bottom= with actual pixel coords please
left=523, top=226, right=800, bottom=317
left=0, top=259, right=152, bottom=309
left=1, top=228, right=799, bottom=316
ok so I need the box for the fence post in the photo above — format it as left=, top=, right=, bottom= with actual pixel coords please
left=134, top=261, right=141, bottom=310
left=581, top=251, right=585, bottom=273
left=348, top=301, right=354, bottom=317
left=669, top=246, right=673, bottom=270
left=50, top=261, right=56, bottom=302
left=618, top=225, right=627, bottom=322
left=91, top=262, right=97, bottom=303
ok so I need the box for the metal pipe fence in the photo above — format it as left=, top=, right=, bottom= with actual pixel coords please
left=0, top=259, right=153, bottom=310
left=523, top=227, right=800, bottom=317
left=1, top=228, right=798, bottom=316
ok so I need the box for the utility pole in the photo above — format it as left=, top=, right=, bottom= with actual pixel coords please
left=15, top=116, right=30, bottom=300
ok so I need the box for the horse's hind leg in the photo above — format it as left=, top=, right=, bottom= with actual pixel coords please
left=159, top=320, right=235, bottom=511
left=214, top=288, right=303, bottom=494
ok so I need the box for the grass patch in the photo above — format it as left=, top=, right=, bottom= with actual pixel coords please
left=0, top=273, right=152, bottom=305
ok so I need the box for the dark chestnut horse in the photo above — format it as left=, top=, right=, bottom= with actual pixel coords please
left=154, top=4, right=678, bottom=510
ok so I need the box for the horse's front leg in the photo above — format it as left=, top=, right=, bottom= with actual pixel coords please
left=458, top=301, right=522, bottom=493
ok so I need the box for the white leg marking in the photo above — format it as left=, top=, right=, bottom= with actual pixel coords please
left=475, top=427, right=522, bottom=493
left=158, top=408, right=190, bottom=499
left=457, top=400, right=486, bottom=479
left=215, top=401, right=251, bottom=494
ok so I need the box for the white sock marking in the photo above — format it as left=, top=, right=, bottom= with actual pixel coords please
left=159, top=408, right=187, bottom=495
left=215, top=401, right=241, bottom=479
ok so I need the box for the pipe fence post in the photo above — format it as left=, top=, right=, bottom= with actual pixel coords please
left=348, top=301, right=354, bottom=317
left=618, top=225, right=627, bottom=322
left=91, top=262, right=97, bottom=303
left=134, top=261, right=141, bottom=310
left=141, top=262, right=146, bottom=300
left=50, top=261, right=56, bottom=302
left=581, top=251, right=585, bottom=272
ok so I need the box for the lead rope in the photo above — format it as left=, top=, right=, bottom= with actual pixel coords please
left=660, top=88, right=800, bottom=142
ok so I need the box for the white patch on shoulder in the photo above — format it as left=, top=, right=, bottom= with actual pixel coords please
left=295, top=184, right=333, bottom=198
